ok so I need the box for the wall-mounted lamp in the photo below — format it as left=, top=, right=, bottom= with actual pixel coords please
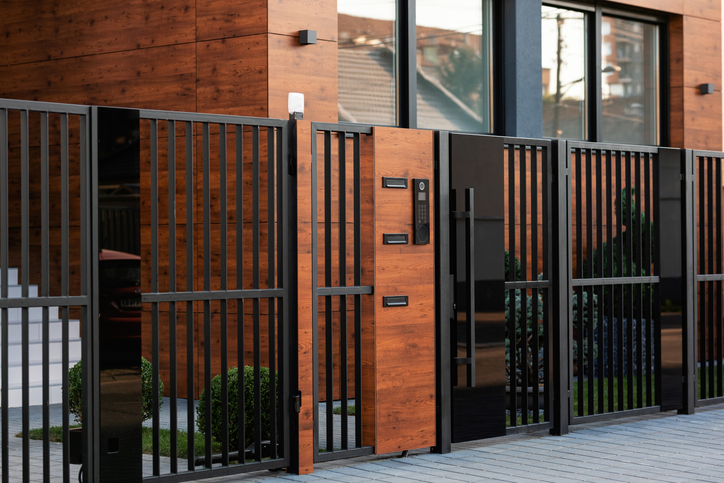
left=701, top=83, right=714, bottom=95
left=299, top=30, right=317, bottom=45
left=288, top=92, right=304, bottom=120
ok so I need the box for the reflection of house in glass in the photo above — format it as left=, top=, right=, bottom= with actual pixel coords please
left=338, top=13, right=485, bottom=132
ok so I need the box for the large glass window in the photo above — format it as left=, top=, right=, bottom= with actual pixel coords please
left=416, top=0, right=492, bottom=132
left=541, top=4, right=661, bottom=145
left=338, top=0, right=493, bottom=132
left=338, top=0, right=397, bottom=125
left=541, top=6, right=586, bottom=139
left=601, top=16, right=659, bottom=145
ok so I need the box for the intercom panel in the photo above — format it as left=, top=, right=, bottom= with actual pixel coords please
left=413, top=178, right=430, bottom=244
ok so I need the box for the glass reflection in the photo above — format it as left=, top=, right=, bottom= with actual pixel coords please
left=541, top=6, right=586, bottom=139
left=338, top=0, right=396, bottom=125
left=416, top=0, right=492, bottom=132
left=601, top=16, right=658, bottom=145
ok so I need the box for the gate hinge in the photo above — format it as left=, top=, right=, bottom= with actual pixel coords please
left=292, top=392, right=302, bottom=414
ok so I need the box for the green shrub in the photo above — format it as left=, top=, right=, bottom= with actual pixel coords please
left=196, top=366, right=277, bottom=451
left=67, top=358, right=164, bottom=425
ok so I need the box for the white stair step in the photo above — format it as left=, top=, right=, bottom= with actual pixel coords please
left=3, top=285, right=39, bottom=298
left=0, top=268, right=18, bottom=286
left=4, top=306, right=61, bottom=321
left=7, top=358, right=81, bottom=386
left=0, top=319, right=80, bottom=344
left=6, top=339, right=82, bottom=365
left=6, top=383, right=64, bottom=407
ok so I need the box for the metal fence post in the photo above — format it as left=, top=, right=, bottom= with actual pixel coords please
left=551, top=139, right=569, bottom=435
left=681, top=149, right=696, bottom=414
left=434, top=131, right=452, bottom=454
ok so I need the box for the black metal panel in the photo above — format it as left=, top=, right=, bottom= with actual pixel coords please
left=309, top=123, right=374, bottom=462
left=450, top=133, right=506, bottom=442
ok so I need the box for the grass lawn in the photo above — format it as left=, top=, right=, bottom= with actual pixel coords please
left=332, top=405, right=356, bottom=416
left=20, top=426, right=221, bottom=459
left=572, top=374, right=656, bottom=416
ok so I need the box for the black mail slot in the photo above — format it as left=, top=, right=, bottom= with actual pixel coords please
left=383, top=296, right=408, bottom=307
left=382, top=177, right=408, bottom=189
left=383, top=233, right=409, bottom=245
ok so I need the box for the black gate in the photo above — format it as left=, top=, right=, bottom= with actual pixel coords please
left=444, top=133, right=555, bottom=443
left=138, top=109, right=292, bottom=480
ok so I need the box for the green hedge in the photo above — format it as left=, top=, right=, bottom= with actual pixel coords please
left=196, top=366, right=276, bottom=451
left=67, top=358, right=164, bottom=425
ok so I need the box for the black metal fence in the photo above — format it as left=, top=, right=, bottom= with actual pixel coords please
left=504, top=138, right=553, bottom=432
left=693, top=150, right=724, bottom=406
left=564, top=142, right=660, bottom=422
left=309, top=123, right=374, bottom=462
left=139, top=109, right=291, bottom=480
left=0, top=100, right=94, bottom=482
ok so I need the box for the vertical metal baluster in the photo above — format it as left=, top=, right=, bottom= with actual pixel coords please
left=615, top=150, right=624, bottom=411
left=276, top=124, right=286, bottom=459
left=698, top=155, right=706, bottom=400
left=311, top=128, right=319, bottom=458
left=717, top=156, right=723, bottom=397
left=20, top=109, right=30, bottom=483
left=40, top=111, right=50, bottom=482
left=236, top=124, right=246, bottom=462
left=635, top=152, right=643, bottom=408
left=220, top=123, right=229, bottom=466
left=585, top=149, right=594, bottom=415
left=324, top=131, right=333, bottom=452
left=185, top=121, right=195, bottom=471
left=167, top=119, right=178, bottom=473
left=267, top=126, right=277, bottom=460
left=338, top=132, right=348, bottom=448
left=542, top=144, right=551, bottom=423
left=508, top=143, right=517, bottom=424
left=150, top=119, right=161, bottom=476
left=353, top=133, right=362, bottom=448
left=596, top=149, right=604, bottom=414
left=60, top=113, right=70, bottom=482
left=252, top=125, right=262, bottom=461
left=575, top=147, right=584, bottom=416
left=606, top=150, right=614, bottom=412
left=201, top=122, right=213, bottom=469
left=0, top=108, right=9, bottom=483
left=708, top=157, right=716, bottom=398
left=625, top=152, right=634, bottom=409
left=531, top=145, right=539, bottom=423
left=644, top=153, right=653, bottom=405
left=520, top=146, right=529, bottom=422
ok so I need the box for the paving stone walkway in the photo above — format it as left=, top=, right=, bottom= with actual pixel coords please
left=5, top=402, right=724, bottom=481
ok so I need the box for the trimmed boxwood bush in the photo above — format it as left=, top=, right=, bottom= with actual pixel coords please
left=67, top=358, right=164, bottom=425
left=196, top=366, right=276, bottom=451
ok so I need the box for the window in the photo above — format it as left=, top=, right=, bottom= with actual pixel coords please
left=541, top=3, right=663, bottom=145
left=338, top=0, right=494, bottom=132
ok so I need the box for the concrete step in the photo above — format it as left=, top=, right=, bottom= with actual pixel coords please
left=0, top=268, right=18, bottom=286
left=0, top=319, right=80, bottom=344
left=5, top=339, right=82, bottom=367
left=6, top=382, right=64, bottom=407
left=7, top=356, right=81, bottom=386
left=4, top=306, right=60, bottom=321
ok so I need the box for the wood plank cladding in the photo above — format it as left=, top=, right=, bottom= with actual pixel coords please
left=268, top=0, right=337, bottom=41
left=371, top=127, right=436, bottom=455
left=0, top=44, right=196, bottom=111
left=196, top=0, right=267, bottom=41
left=0, top=0, right=195, bottom=65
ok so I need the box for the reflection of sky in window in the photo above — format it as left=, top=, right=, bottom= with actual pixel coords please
left=339, top=0, right=482, bottom=32
left=541, top=7, right=585, bottom=100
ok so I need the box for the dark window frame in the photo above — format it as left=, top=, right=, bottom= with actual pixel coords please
left=544, top=0, right=669, bottom=145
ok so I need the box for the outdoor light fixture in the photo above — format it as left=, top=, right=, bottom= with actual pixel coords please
left=288, top=92, right=304, bottom=120
left=701, top=83, right=714, bottom=95
left=299, top=30, right=317, bottom=45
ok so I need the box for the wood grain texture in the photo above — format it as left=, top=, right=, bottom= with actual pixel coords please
left=268, top=35, right=338, bottom=122
left=614, top=0, right=682, bottom=15
left=681, top=16, right=721, bottom=89
left=682, top=87, right=723, bottom=150
left=295, top=121, right=315, bottom=475
left=372, top=127, right=436, bottom=455
left=0, top=0, right=195, bottom=65
left=196, top=35, right=269, bottom=118
left=0, top=44, right=196, bottom=111
left=669, top=16, right=684, bottom=90
left=683, top=0, right=720, bottom=21
left=268, top=0, right=337, bottom=41
left=196, top=0, right=267, bottom=41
